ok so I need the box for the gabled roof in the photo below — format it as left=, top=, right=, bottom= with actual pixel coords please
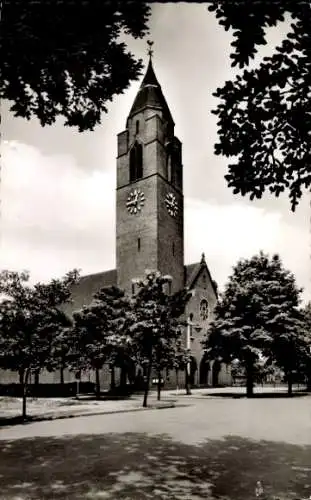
left=66, top=269, right=117, bottom=313
left=128, top=59, right=174, bottom=125
left=64, top=256, right=217, bottom=317
left=184, top=254, right=218, bottom=297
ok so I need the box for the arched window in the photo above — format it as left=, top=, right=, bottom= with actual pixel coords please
left=200, top=299, right=209, bottom=320
left=136, top=120, right=139, bottom=134
left=129, top=142, right=143, bottom=182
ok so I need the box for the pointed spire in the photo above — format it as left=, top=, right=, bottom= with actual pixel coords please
left=127, top=41, right=174, bottom=125
left=140, top=57, right=160, bottom=89
left=138, top=41, right=159, bottom=89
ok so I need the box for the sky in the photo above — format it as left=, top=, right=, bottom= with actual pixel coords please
left=1, top=3, right=310, bottom=303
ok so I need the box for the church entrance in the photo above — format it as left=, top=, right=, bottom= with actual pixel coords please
left=199, top=353, right=210, bottom=386
left=212, top=359, right=221, bottom=387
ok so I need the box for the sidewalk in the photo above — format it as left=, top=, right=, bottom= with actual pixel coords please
left=0, top=393, right=181, bottom=426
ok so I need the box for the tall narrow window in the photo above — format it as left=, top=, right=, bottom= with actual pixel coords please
left=129, top=148, right=136, bottom=183
left=136, top=143, right=143, bottom=179
left=167, top=152, right=172, bottom=183
left=132, top=283, right=135, bottom=295
left=137, top=237, right=141, bottom=251
left=136, top=120, right=139, bottom=134
left=172, top=242, right=175, bottom=256
left=129, top=142, right=143, bottom=182
left=202, top=274, right=207, bottom=289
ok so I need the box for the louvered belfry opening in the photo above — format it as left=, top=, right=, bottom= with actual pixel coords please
left=129, top=141, right=143, bottom=183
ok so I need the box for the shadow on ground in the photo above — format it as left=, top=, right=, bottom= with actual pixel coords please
left=205, top=391, right=309, bottom=399
left=1, top=433, right=311, bottom=499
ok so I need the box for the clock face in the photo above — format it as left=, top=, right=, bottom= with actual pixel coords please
left=165, top=192, right=178, bottom=217
left=126, top=188, right=145, bottom=214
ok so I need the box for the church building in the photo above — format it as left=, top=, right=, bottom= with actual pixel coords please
left=0, top=50, right=232, bottom=390
left=64, top=51, right=231, bottom=389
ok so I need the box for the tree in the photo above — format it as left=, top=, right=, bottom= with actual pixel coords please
left=48, top=311, right=74, bottom=385
left=0, top=269, right=79, bottom=419
left=209, top=0, right=311, bottom=210
left=172, top=339, right=191, bottom=392
left=93, top=285, right=133, bottom=392
left=128, top=270, right=191, bottom=407
left=266, top=307, right=307, bottom=395
left=203, top=252, right=303, bottom=397
left=71, top=286, right=131, bottom=399
left=1, top=2, right=150, bottom=132
left=299, top=302, right=311, bottom=390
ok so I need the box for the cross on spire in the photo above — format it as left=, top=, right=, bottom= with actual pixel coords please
left=147, top=40, right=154, bottom=60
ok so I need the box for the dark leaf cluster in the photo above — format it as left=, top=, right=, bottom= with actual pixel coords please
left=210, top=0, right=311, bottom=210
left=1, top=1, right=151, bottom=131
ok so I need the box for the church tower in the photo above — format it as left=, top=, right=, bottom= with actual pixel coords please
left=116, top=46, right=184, bottom=294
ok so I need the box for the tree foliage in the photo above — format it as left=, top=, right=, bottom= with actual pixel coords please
left=128, top=270, right=191, bottom=406
left=1, top=1, right=150, bottom=131
left=0, top=269, right=79, bottom=418
left=48, top=311, right=73, bottom=384
left=210, top=0, right=311, bottom=210
left=300, top=302, right=311, bottom=389
left=70, top=285, right=131, bottom=398
left=203, top=252, right=304, bottom=396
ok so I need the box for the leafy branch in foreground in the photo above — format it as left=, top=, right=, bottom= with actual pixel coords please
left=209, top=0, right=311, bottom=210
left=1, top=2, right=150, bottom=131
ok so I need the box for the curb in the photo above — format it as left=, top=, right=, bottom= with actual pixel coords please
left=0, top=402, right=189, bottom=428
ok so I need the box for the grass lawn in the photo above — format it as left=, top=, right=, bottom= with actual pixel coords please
left=1, top=392, right=311, bottom=499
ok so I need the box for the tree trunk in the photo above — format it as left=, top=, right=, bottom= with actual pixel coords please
left=143, top=352, right=153, bottom=408
left=19, top=368, right=24, bottom=385
left=287, top=370, right=293, bottom=397
left=157, top=370, right=161, bottom=401
left=60, top=366, right=64, bottom=385
left=22, top=368, right=31, bottom=421
left=176, top=368, right=179, bottom=391
left=246, top=363, right=254, bottom=398
left=185, top=365, right=191, bottom=395
left=34, top=369, right=40, bottom=386
left=120, top=366, right=126, bottom=389
left=110, top=365, right=116, bottom=391
left=95, top=368, right=101, bottom=400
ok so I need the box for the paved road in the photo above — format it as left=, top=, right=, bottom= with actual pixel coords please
left=1, top=391, right=311, bottom=499
left=1, top=392, right=311, bottom=446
